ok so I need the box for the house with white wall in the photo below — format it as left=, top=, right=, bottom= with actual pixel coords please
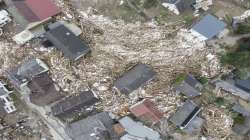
left=0, top=80, right=16, bottom=114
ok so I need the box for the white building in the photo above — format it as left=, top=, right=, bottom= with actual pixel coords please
left=0, top=10, right=11, bottom=28
left=0, top=81, right=16, bottom=114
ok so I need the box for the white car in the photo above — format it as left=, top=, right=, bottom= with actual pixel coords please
left=0, top=10, right=11, bottom=28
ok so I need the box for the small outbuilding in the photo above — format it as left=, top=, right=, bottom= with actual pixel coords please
left=130, top=99, right=163, bottom=124
left=191, top=14, right=227, bottom=41
left=113, top=64, right=156, bottom=95
left=169, top=100, right=201, bottom=129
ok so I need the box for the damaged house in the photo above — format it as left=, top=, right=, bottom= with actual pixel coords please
left=129, top=99, right=163, bottom=124
left=162, top=0, right=212, bottom=15
left=28, top=73, right=62, bottom=106
left=51, top=90, right=99, bottom=120
left=6, top=58, right=49, bottom=91
left=44, top=24, right=91, bottom=61
left=175, top=74, right=203, bottom=98
left=0, top=80, right=16, bottom=116
left=113, top=64, right=156, bottom=95
left=6, top=58, right=62, bottom=106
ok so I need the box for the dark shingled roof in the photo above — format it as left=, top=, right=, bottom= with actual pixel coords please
left=114, top=64, right=156, bottom=95
left=45, top=24, right=91, bottom=61
left=65, top=112, right=117, bottom=140
left=51, top=90, right=99, bottom=118
left=169, top=100, right=201, bottom=129
left=235, top=78, right=250, bottom=93
left=192, top=14, right=226, bottom=40
left=28, top=73, right=62, bottom=106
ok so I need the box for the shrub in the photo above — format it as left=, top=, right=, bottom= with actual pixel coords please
left=231, top=112, right=245, bottom=125
left=215, top=97, right=225, bottom=106
left=198, top=76, right=208, bottom=85
left=175, top=73, right=187, bottom=85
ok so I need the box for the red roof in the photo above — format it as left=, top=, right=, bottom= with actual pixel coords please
left=14, top=0, right=60, bottom=22
left=130, top=99, right=163, bottom=123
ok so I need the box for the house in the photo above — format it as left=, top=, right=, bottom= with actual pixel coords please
left=113, top=64, right=156, bottom=95
left=65, top=112, right=118, bottom=140
left=216, top=80, right=250, bottom=101
left=3, top=0, right=60, bottom=30
left=0, top=80, right=16, bottom=116
left=44, top=24, right=91, bottom=61
left=6, top=58, right=49, bottom=90
left=169, top=100, right=201, bottom=129
left=129, top=99, right=163, bottom=124
left=0, top=10, right=11, bottom=28
left=118, top=116, right=161, bottom=140
left=162, top=0, right=196, bottom=15
left=28, top=73, right=62, bottom=106
left=175, top=74, right=203, bottom=98
left=51, top=90, right=99, bottom=119
left=190, top=14, right=227, bottom=41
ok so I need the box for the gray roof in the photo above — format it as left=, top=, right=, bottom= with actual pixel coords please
left=17, top=58, right=49, bottom=79
left=192, top=14, right=226, bottom=39
left=232, top=117, right=250, bottom=135
left=28, top=73, right=62, bottom=106
left=176, top=74, right=202, bottom=98
left=176, top=82, right=201, bottom=97
left=163, top=0, right=196, bottom=13
left=114, top=64, right=156, bottom=95
left=119, top=116, right=161, bottom=140
left=232, top=104, right=250, bottom=117
left=45, top=25, right=90, bottom=61
left=235, top=78, right=250, bottom=93
left=51, top=90, right=99, bottom=118
left=65, top=112, right=116, bottom=140
left=169, top=100, right=201, bottom=128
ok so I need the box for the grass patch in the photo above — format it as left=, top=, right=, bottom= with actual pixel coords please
left=140, top=0, right=158, bottom=9
left=198, top=76, right=208, bottom=85
left=183, top=15, right=194, bottom=26
left=235, top=22, right=250, bottom=34
left=231, top=112, right=245, bottom=125
left=215, top=97, right=225, bottom=107
left=220, top=37, right=250, bottom=70
left=175, top=73, right=187, bottom=85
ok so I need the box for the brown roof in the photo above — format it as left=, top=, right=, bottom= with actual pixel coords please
left=28, top=73, right=62, bottom=106
left=113, top=123, right=125, bottom=136
left=130, top=99, right=163, bottom=123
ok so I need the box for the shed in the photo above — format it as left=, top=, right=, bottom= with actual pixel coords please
left=113, top=64, right=156, bottom=95
left=169, top=100, right=201, bottom=129
left=65, top=112, right=117, bottom=140
left=44, top=24, right=91, bottom=61
left=119, top=116, right=161, bottom=140
left=176, top=74, right=203, bottom=98
left=51, top=90, right=99, bottom=119
left=129, top=99, right=163, bottom=123
left=191, top=14, right=226, bottom=40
